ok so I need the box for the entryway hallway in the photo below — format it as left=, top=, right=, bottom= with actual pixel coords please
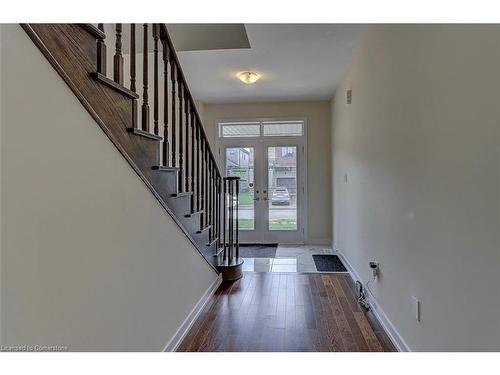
left=177, top=272, right=395, bottom=351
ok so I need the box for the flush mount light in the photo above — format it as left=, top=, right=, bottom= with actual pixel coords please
left=237, top=71, right=260, bottom=84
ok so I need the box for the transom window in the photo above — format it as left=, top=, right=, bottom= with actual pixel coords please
left=219, top=120, right=304, bottom=139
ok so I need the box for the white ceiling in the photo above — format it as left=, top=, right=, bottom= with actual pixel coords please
left=174, top=24, right=368, bottom=103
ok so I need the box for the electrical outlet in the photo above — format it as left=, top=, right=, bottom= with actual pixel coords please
left=411, top=296, right=420, bottom=322
left=346, top=89, right=352, bottom=105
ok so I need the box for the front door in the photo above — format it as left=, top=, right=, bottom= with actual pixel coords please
left=220, top=120, right=305, bottom=243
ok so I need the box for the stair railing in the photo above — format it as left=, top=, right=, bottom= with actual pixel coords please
left=94, top=24, right=243, bottom=278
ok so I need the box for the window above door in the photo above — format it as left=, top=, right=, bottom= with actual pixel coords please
left=219, top=120, right=304, bottom=139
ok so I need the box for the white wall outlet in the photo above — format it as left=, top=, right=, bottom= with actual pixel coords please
left=411, top=296, right=420, bottom=322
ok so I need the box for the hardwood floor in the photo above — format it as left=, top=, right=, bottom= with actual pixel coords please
left=177, top=272, right=396, bottom=352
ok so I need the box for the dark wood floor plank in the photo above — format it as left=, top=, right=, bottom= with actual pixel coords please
left=177, top=272, right=396, bottom=352
left=321, top=275, right=358, bottom=351
left=353, top=312, right=384, bottom=352
left=315, top=275, right=345, bottom=351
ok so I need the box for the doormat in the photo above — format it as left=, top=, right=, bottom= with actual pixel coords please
left=238, top=243, right=278, bottom=258
left=312, top=254, right=348, bottom=272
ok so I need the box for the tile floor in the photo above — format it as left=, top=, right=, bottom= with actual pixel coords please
left=241, top=244, right=340, bottom=273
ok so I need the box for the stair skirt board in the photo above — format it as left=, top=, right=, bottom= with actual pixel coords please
left=163, top=275, right=222, bottom=352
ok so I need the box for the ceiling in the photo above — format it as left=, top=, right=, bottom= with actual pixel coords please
left=102, top=24, right=250, bottom=53
left=172, top=24, right=368, bottom=103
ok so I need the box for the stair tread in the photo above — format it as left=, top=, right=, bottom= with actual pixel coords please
left=214, top=246, right=223, bottom=257
left=152, top=166, right=179, bottom=172
left=128, top=128, right=162, bottom=141
left=185, top=210, right=204, bottom=217
left=197, top=225, right=212, bottom=234
left=80, top=24, right=106, bottom=39
left=207, top=237, right=219, bottom=247
left=171, top=191, right=193, bottom=198
left=91, top=72, right=139, bottom=99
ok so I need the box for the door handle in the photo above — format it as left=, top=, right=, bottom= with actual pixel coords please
left=254, top=197, right=260, bottom=201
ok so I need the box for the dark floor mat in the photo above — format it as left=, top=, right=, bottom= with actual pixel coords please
left=238, top=243, right=278, bottom=258
left=312, top=255, right=347, bottom=272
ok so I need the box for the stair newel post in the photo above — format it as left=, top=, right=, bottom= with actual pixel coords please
left=204, top=144, right=209, bottom=230
left=130, top=24, right=136, bottom=93
left=113, top=24, right=123, bottom=85
left=235, top=178, right=240, bottom=260
left=223, top=178, right=227, bottom=261
left=190, top=111, right=196, bottom=212
left=209, top=159, right=213, bottom=242
left=217, top=177, right=242, bottom=280
left=96, top=23, right=107, bottom=75
left=141, top=23, right=150, bottom=132
left=212, top=164, right=216, bottom=244
left=217, top=176, right=221, bottom=251
left=178, top=82, right=184, bottom=192
left=153, top=24, right=159, bottom=136
left=196, top=121, right=201, bottom=212
left=161, top=40, right=169, bottom=166
left=230, top=178, right=233, bottom=260
left=171, top=60, right=176, bottom=167
left=184, top=94, right=190, bottom=193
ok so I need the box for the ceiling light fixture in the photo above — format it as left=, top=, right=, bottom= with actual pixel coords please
left=237, top=71, right=260, bottom=84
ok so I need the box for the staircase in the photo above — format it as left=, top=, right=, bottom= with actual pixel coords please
left=22, top=23, right=243, bottom=280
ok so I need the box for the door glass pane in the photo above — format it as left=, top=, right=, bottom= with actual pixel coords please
left=226, top=147, right=255, bottom=230
left=267, top=146, right=297, bottom=231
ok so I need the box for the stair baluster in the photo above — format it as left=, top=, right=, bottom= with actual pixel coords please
left=153, top=24, right=159, bottom=136
left=130, top=24, right=136, bottom=93
left=162, top=40, right=169, bottom=166
left=141, top=24, right=149, bottom=132
left=113, top=24, right=123, bottom=85
left=190, top=110, right=196, bottom=212
left=96, top=24, right=106, bottom=75
left=184, top=93, right=190, bottom=193
left=171, top=59, right=176, bottom=167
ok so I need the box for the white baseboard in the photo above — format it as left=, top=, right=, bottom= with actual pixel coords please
left=334, top=245, right=411, bottom=352
left=163, top=275, right=222, bottom=352
left=306, top=238, right=332, bottom=246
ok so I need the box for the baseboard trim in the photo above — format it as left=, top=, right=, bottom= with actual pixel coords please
left=306, top=238, right=332, bottom=246
left=163, top=275, right=222, bottom=352
left=333, top=245, right=411, bottom=352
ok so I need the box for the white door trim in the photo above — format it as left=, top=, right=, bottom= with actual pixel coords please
left=215, top=117, right=308, bottom=244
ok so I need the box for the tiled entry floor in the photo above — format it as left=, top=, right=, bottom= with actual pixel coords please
left=241, top=244, right=339, bottom=273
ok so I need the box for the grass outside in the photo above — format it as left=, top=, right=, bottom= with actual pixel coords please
left=269, top=219, right=297, bottom=230
left=236, top=218, right=297, bottom=230
left=238, top=190, right=253, bottom=205
left=238, top=218, right=255, bottom=230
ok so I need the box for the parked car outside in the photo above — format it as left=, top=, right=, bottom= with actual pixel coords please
left=271, top=187, right=290, bottom=205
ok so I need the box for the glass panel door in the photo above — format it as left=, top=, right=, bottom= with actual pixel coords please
left=267, top=146, right=297, bottom=231
left=220, top=127, right=305, bottom=244
left=225, top=147, right=255, bottom=231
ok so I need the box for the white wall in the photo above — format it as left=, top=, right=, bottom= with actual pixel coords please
left=0, top=25, right=219, bottom=351
left=204, top=101, right=332, bottom=244
left=332, top=25, right=500, bottom=351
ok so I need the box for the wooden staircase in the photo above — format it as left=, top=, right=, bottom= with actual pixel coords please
left=22, top=23, right=242, bottom=278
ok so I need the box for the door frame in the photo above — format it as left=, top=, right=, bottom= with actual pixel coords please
left=215, top=117, right=308, bottom=244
